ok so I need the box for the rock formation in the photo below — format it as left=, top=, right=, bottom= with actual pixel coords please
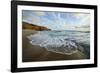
left=22, top=22, right=51, bottom=31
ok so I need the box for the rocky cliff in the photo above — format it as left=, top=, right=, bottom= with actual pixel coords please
left=22, top=22, right=51, bottom=31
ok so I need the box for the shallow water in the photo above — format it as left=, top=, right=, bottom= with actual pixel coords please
left=27, top=30, right=90, bottom=58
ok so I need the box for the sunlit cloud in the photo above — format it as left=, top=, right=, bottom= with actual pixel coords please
left=22, top=10, right=90, bottom=31
left=73, top=13, right=88, bottom=19
left=34, top=11, right=45, bottom=16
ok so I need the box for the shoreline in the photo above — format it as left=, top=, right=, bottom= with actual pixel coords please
left=22, top=29, right=87, bottom=62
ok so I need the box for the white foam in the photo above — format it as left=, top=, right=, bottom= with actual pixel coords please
left=27, top=31, right=85, bottom=55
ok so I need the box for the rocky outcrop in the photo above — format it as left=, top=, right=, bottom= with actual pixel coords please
left=22, top=22, right=51, bottom=31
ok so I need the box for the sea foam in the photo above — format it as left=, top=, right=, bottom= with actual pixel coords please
left=27, top=31, right=85, bottom=55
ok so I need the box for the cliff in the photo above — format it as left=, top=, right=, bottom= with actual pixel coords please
left=22, top=22, right=51, bottom=31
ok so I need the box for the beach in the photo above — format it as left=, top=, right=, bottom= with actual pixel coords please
left=22, top=30, right=87, bottom=62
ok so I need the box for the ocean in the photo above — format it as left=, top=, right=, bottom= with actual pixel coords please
left=27, top=30, right=90, bottom=58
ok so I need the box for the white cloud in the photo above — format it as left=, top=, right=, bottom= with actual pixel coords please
left=73, top=13, right=89, bottom=19
left=34, top=11, right=45, bottom=16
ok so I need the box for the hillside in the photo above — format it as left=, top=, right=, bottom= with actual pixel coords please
left=22, top=22, right=51, bottom=31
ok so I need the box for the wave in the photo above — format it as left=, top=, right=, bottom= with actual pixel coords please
left=27, top=31, right=87, bottom=55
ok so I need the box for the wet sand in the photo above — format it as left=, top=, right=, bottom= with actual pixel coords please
left=22, top=30, right=87, bottom=62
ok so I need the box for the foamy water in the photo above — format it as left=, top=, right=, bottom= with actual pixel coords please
left=27, top=30, right=90, bottom=55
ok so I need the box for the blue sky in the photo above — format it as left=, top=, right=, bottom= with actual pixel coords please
left=22, top=10, right=90, bottom=30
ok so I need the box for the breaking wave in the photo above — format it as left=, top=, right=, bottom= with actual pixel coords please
left=27, top=30, right=90, bottom=55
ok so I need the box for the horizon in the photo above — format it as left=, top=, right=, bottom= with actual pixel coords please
left=22, top=10, right=90, bottom=31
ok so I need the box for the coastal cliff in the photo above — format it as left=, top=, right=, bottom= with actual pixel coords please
left=22, top=22, right=51, bottom=31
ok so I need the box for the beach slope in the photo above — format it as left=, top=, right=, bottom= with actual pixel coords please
left=22, top=30, right=87, bottom=62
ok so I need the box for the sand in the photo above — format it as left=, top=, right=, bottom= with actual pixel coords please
left=22, top=30, right=87, bottom=62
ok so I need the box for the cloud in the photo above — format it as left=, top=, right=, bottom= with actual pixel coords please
left=22, top=10, right=90, bottom=30
left=79, top=14, right=90, bottom=26
left=73, top=13, right=89, bottom=19
left=34, top=11, right=45, bottom=16
left=62, top=24, right=76, bottom=30
left=32, top=17, right=40, bottom=23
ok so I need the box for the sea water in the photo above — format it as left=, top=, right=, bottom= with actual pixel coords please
left=27, top=30, right=90, bottom=58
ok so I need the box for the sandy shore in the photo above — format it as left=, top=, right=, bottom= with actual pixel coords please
left=22, top=30, right=87, bottom=62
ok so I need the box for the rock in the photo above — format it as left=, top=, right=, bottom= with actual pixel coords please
left=22, top=22, right=51, bottom=31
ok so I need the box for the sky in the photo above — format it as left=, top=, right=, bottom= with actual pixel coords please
left=22, top=10, right=90, bottom=31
